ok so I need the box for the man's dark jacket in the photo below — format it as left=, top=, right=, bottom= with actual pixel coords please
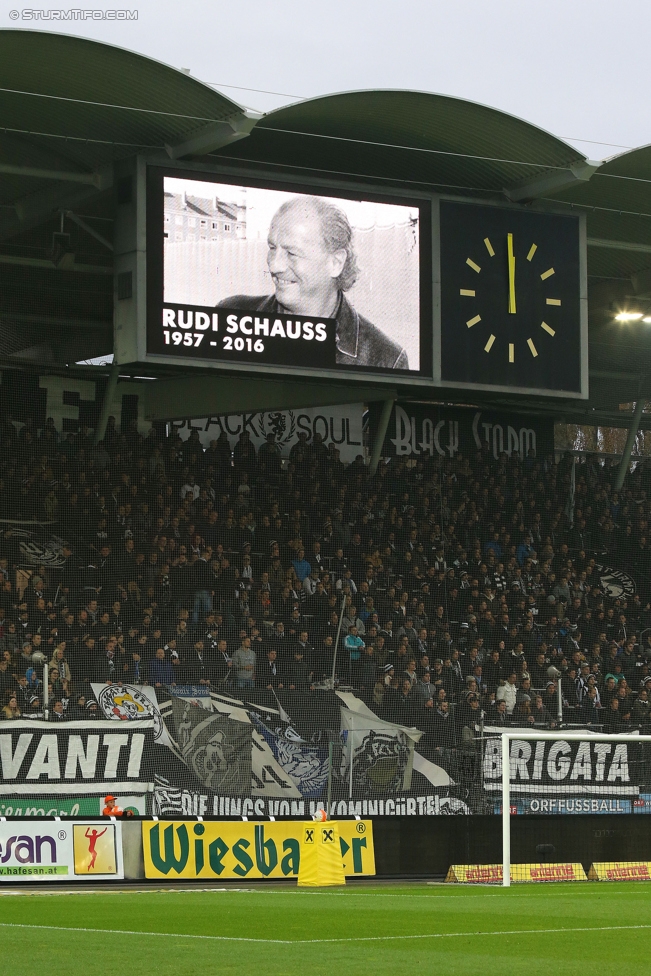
left=217, top=293, right=408, bottom=369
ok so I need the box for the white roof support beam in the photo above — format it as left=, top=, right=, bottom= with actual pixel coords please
left=0, top=254, right=111, bottom=274
left=504, top=160, right=601, bottom=202
left=63, top=209, right=114, bottom=251
left=165, top=111, right=261, bottom=159
left=11, top=165, right=113, bottom=224
left=0, top=162, right=107, bottom=186
left=588, top=238, right=651, bottom=254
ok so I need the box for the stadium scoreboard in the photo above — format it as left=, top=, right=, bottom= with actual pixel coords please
left=115, top=157, right=588, bottom=398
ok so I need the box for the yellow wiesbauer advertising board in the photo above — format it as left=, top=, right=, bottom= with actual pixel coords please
left=142, top=820, right=375, bottom=880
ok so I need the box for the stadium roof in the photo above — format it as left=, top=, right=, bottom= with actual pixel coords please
left=0, top=28, right=650, bottom=428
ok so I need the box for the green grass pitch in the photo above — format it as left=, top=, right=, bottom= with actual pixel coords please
left=1, top=882, right=649, bottom=975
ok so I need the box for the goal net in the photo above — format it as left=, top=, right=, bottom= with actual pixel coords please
left=493, top=730, right=651, bottom=885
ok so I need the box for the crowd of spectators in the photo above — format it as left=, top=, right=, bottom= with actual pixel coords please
left=2, top=412, right=651, bottom=753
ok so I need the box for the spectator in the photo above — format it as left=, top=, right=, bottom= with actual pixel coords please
left=580, top=685, right=601, bottom=725
left=344, top=626, right=365, bottom=683
left=531, top=694, right=554, bottom=727
left=51, top=699, right=66, bottom=720
left=415, top=670, right=435, bottom=707
left=512, top=696, right=535, bottom=726
left=292, top=548, right=311, bottom=582
left=432, top=699, right=456, bottom=749
left=191, top=550, right=213, bottom=625
left=50, top=644, right=71, bottom=684
left=232, top=637, right=256, bottom=690
left=286, top=647, right=312, bottom=691
left=148, top=647, right=174, bottom=688
left=1, top=692, right=20, bottom=720
left=258, top=648, right=284, bottom=689
left=496, top=673, right=518, bottom=715
left=632, top=689, right=651, bottom=727
left=604, top=697, right=623, bottom=732
left=489, top=697, right=509, bottom=727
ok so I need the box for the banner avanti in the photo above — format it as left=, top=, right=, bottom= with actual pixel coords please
left=142, top=819, right=375, bottom=880
left=0, top=718, right=156, bottom=795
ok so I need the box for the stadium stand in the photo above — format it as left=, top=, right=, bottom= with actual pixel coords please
left=1, top=413, right=650, bottom=758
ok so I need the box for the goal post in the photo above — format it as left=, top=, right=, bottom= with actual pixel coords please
left=501, top=730, right=651, bottom=887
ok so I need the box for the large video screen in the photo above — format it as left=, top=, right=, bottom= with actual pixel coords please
left=146, top=169, right=432, bottom=377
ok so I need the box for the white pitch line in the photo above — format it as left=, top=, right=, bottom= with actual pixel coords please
left=298, top=923, right=651, bottom=944
left=0, top=922, right=293, bottom=944
left=0, top=888, right=257, bottom=898
left=1, top=885, right=651, bottom=901
left=1, top=921, right=651, bottom=945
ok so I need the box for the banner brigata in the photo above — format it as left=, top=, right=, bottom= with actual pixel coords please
left=0, top=820, right=123, bottom=881
left=483, top=734, right=637, bottom=795
left=142, top=819, right=375, bottom=880
left=0, top=719, right=157, bottom=795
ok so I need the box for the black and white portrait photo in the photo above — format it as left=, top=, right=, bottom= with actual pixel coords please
left=162, top=177, right=421, bottom=372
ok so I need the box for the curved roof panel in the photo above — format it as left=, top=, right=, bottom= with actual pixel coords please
left=550, top=145, right=651, bottom=245
left=0, top=29, right=245, bottom=185
left=222, top=89, right=586, bottom=195
left=0, top=28, right=244, bottom=123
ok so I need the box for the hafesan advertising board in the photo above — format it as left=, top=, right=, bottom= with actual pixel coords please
left=0, top=821, right=124, bottom=881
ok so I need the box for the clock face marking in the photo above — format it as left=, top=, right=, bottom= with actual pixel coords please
left=508, top=342, right=515, bottom=363
left=466, top=314, right=481, bottom=328
left=484, top=237, right=495, bottom=256
left=541, top=321, right=555, bottom=336
left=507, top=233, right=517, bottom=314
left=484, top=334, right=496, bottom=352
left=460, top=289, right=475, bottom=296
left=527, top=338, right=538, bottom=357
left=526, top=243, right=537, bottom=262
left=466, top=258, right=481, bottom=273
left=540, top=268, right=555, bottom=280
left=546, top=298, right=561, bottom=306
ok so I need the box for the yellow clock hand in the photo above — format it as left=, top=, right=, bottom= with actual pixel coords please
left=507, top=233, right=516, bottom=314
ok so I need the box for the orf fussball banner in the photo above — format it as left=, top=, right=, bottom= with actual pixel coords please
left=142, top=820, right=375, bottom=880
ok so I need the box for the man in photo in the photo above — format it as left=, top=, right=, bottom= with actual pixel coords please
left=217, top=195, right=409, bottom=369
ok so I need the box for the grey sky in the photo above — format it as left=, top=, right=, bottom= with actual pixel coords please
left=7, top=0, right=650, bottom=159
